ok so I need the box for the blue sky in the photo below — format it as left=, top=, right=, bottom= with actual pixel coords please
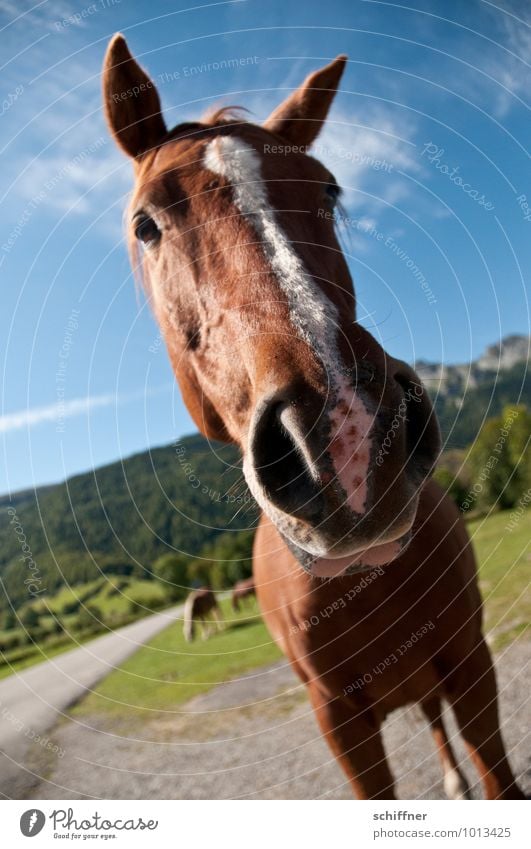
left=0, top=0, right=529, bottom=494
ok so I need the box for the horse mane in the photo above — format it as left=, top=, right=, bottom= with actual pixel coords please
left=127, top=106, right=251, bottom=296
left=201, top=105, right=250, bottom=125
left=164, top=106, right=250, bottom=142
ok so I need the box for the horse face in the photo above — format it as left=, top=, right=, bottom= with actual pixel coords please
left=103, top=36, right=441, bottom=577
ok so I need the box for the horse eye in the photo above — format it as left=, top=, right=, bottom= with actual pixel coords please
left=134, top=215, right=161, bottom=246
left=325, top=184, right=341, bottom=206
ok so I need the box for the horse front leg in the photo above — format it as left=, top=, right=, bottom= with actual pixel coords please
left=212, top=606, right=224, bottom=631
left=422, top=697, right=471, bottom=799
left=307, top=682, right=396, bottom=799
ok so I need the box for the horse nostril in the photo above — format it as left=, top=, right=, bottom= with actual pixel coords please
left=394, top=372, right=441, bottom=478
left=250, top=398, right=324, bottom=522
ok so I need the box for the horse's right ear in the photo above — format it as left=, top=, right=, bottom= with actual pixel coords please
left=102, top=34, right=167, bottom=160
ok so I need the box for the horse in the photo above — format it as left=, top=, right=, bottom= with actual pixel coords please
left=183, top=588, right=222, bottom=643
left=102, top=35, right=523, bottom=800
left=231, top=576, right=256, bottom=612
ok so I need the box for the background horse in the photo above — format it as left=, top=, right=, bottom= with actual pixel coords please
left=102, top=35, right=523, bottom=799
left=183, top=588, right=222, bottom=643
left=231, top=577, right=256, bottom=612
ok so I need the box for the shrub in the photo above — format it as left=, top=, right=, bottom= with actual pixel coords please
left=75, top=604, right=102, bottom=633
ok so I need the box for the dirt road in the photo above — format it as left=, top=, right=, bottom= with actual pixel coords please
left=18, top=638, right=530, bottom=800
left=0, top=604, right=184, bottom=798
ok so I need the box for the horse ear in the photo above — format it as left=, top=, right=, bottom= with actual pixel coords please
left=263, top=56, right=347, bottom=147
left=102, top=34, right=167, bottom=160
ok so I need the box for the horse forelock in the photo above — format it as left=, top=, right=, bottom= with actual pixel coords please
left=131, top=122, right=342, bottom=369
left=126, top=109, right=252, bottom=297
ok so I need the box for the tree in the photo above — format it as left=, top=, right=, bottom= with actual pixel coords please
left=204, top=530, right=255, bottom=587
left=432, top=466, right=469, bottom=510
left=128, top=599, right=145, bottom=616
left=76, top=604, right=102, bottom=633
left=506, top=405, right=531, bottom=498
left=186, top=557, right=213, bottom=588
left=19, top=606, right=40, bottom=629
left=468, top=405, right=531, bottom=510
left=152, top=553, right=190, bottom=600
left=2, top=610, right=16, bottom=631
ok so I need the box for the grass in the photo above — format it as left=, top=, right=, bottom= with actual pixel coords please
left=33, top=578, right=105, bottom=614
left=3, top=508, right=528, bottom=711
left=0, top=577, right=171, bottom=679
left=71, top=597, right=281, bottom=720
left=468, top=508, right=530, bottom=649
left=71, top=509, right=531, bottom=721
left=0, top=634, right=85, bottom=680
left=34, top=577, right=167, bottom=619
left=91, top=578, right=168, bottom=617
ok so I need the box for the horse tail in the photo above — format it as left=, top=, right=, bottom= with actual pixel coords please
left=183, top=593, right=196, bottom=642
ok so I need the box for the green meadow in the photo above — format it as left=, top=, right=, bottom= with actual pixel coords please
left=70, top=596, right=281, bottom=719
left=71, top=508, right=530, bottom=720
left=468, top=509, right=530, bottom=649
left=0, top=577, right=168, bottom=680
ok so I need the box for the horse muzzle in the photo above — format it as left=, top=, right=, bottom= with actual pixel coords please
left=243, top=359, right=440, bottom=577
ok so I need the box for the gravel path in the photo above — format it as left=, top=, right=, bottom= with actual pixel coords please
left=0, top=604, right=184, bottom=799
left=18, top=638, right=530, bottom=800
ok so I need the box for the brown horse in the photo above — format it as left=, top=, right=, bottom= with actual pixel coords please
left=231, top=576, right=256, bottom=612
left=183, top=588, right=222, bottom=642
left=102, top=35, right=523, bottom=799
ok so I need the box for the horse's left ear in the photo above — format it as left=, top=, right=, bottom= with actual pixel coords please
left=102, top=34, right=167, bottom=160
left=263, top=55, right=347, bottom=147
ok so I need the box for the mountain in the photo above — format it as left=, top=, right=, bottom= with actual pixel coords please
left=0, top=335, right=529, bottom=617
left=416, top=335, right=530, bottom=448
left=0, top=435, right=256, bottom=616
left=476, top=335, right=530, bottom=371
left=415, top=334, right=529, bottom=395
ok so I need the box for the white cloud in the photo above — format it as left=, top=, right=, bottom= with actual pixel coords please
left=0, top=393, right=116, bottom=434
left=0, top=27, right=129, bottom=230
left=312, top=105, right=421, bottom=221
left=15, top=135, right=129, bottom=216
left=489, top=9, right=531, bottom=118
left=317, top=110, right=418, bottom=178
left=449, top=2, right=531, bottom=120
left=0, top=1, right=102, bottom=32
left=0, top=385, right=172, bottom=434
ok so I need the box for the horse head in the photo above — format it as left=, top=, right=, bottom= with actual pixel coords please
left=103, top=36, right=440, bottom=578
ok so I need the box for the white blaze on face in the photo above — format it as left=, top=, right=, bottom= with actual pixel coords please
left=204, top=135, right=373, bottom=519
left=328, top=373, right=375, bottom=515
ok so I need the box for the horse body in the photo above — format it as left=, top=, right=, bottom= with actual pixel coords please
left=255, top=480, right=478, bottom=711
left=102, top=35, right=523, bottom=799
left=255, top=479, right=514, bottom=798
left=183, top=588, right=222, bottom=642
left=231, top=577, right=256, bottom=611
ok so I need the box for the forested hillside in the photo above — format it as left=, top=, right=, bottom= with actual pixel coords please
left=0, top=435, right=255, bottom=616
left=1, top=335, right=528, bottom=618
left=428, top=360, right=530, bottom=448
